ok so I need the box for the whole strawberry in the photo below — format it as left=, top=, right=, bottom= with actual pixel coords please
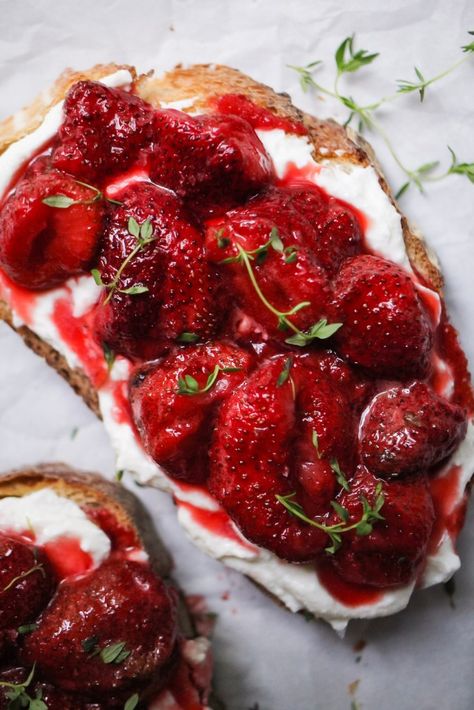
left=129, top=341, right=254, bottom=483
left=22, top=559, right=177, bottom=701
left=332, top=254, right=433, bottom=379
left=0, top=534, right=55, bottom=631
left=93, top=182, right=222, bottom=360
left=360, top=382, right=467, bottom=477
left=149, top=109, right=275, bottom=216
left=0, top=166, right=103, bottom=289
left=330, top=466, right=435, bottom=588
left=52, top=81, right=155, bottom=181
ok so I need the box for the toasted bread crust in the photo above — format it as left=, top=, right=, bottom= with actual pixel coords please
left=0, top=62, right=445, bottom=414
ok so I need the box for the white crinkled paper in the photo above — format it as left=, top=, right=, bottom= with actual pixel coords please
left=0, top=1, right=473, bottom=708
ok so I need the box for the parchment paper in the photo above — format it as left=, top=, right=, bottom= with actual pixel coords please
left=0, top=1, right=473, bottom=708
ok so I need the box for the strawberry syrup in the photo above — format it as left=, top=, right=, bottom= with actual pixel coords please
left=316, top=560, right=383, bottom=607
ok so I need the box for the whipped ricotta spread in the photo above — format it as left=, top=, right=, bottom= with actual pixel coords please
left=0, top=488, right=111, bottom=568
left=0, top=79, right=473, bottom=631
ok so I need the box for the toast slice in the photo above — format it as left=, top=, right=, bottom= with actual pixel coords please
left=0, top=463, right=219, bottom=709
left=0, top=63, right=472, bottom=631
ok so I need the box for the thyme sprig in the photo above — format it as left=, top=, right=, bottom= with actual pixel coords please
left=276, top=483, right=385, bottom=554
left=289, top=32, right=474, bottom=197
left=0, top=665, right=47, bottom=710
left=177, top=365, right=242, bottom=396
left=92, top=217, right=154, bottom=305
left=218, top=228, right=341, bottom=346
left=42, top=179, right=121, bottom=209
left=81, top=637, right=131, bottom=664
left=1, top=563, right=45, bottom=594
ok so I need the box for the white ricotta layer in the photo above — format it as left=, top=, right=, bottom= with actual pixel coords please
left=0, top=88, right=473, bottom=631
left=0, top=488, right=111, bottom=568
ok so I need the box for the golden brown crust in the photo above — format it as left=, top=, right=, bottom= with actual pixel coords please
left=0, top=61, right=447, bottom=426
left=0, top=300, right=100, bottom=416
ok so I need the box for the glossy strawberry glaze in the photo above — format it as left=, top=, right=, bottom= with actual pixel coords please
left=215, top=93, right=308, bottom=135
left=52, top=295, right=108, bottom=388
left=43, top=537, right=93, bottom=579
left=178, top=501, right=257, bottom=552
left=428, top=464, right=467, bottom=552
left=0, top=85, right=473, bottom=619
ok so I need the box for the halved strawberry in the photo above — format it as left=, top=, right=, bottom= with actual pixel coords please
left=0, top=168, right=103, bottom=289
left=330, top=466, right=435, bottom=588
left=360, top=382, right=468, bottom=477
left=93, top=182, right=222, bottom=361
left=209, top=355, right=358, bottom=561
left=22, top=559, right=177, bottom=700
left=129, top=341, right=254, bottom=483
left=291, top=356, right=357, bottom=518
left=52, top=81, right=155, bottom=181
left=205, top=206, right=331, bottom=342
left=0, top=534, right=55, bottom=630
left=332, top=255, right=433, bottom=379
left=148, top=109, right=275, bottom=215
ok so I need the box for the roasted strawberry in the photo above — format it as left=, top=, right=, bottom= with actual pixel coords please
left=22, top=559, right=177, bottom=700
left=0, top=630, right=16, bottom=665
left=219, top=183, right=362, bottom=275
left=93, top=183, right=221, bottom=360
left=301, top=349, right=375, bottom=413
left=332, top=255, right=433, bottom=379
left=360, top=382, right=468, bottom=478
left=52, top=81, right=155, bottom=181
left=0, top=534, right=55, bottom=630
left=209, top=356, right=359, bottom=561
left=291, top=358, right=357, bottom=518
left=330, top=466, right=435, bottom=588
left=148, top=109, right=274, bottom=215
left=129, top=341, right=254, bottom=483
left=205, top=209, right=331, bottom=342
left=0, top=169, right=103, bottom=289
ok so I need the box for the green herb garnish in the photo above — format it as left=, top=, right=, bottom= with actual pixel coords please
left=93, top=217, right=154, bottom=305
left=124, top=694, right=140, bottom=710
left=289, top=31, right=474, bottom=196
left=103, top=343, right=116, bottom=373
left=17, top=623, right=38, bottom=635
left=276, top=483, right=385, bottom=554
left=100, top=641, right=131, bottom=665
left=219, top=228, right=341, bottom=347
left=1, top=563, right=45, bottom=594
left=177, top=364, right=241, bottom=396
left=276, top=357, right=293, bottom=387
left=177, top=332, right=200, bottom=344
left=330, top=459, right=350, bottom=492
left=0, top=665, right=47, bottom=710
left=42, top=179, right=121, bottom=209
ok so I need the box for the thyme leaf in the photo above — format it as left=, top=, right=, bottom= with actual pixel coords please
left=177, top=365, right=242, bottom=396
